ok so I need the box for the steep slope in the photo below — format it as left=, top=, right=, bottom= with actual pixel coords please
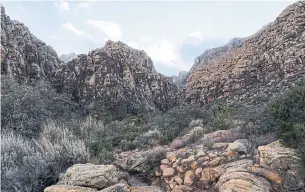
left=0, top=4, right=61, bottom=82
left=59, top=52, right=77, bottom=63
left=181, top=1, right=305, bottom=105
left=171, top=70, right=188, bottom=87
left=53, top=40, right=178, bottom=114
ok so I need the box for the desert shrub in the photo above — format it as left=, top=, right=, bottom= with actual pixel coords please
left=268, top=85, right=305, bottom=177
left=235, top=103, right=275, bottom=135
left=208, top=105, right=233, bottom=131
left=1, top=77, right=82, bottom=137
left=146, top=146, right=166, bottom=168
left=1, top=122, right=89, bottom=192
left=146, top=105, right=210, bottom=144
left=268, top=86, right=305, bottom=148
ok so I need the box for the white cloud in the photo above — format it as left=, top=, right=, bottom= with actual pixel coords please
left=60, top=22, right=99, bottom=44
left=147, top=39, right=178, bottom=64
left=127, top=41, right=139, bottom=49
left=140, top=36, right=152, bottom=42
left=61, top=23, right=84, bottom=35
left=185, top=30, right=204, bottom=45
left=187, top=31, right=203, bottom=40
left=87, top=19, right=122, bottom=41
left=77, top=2, right=90, bottom=9
left=54, top=0, right=70, bottom=11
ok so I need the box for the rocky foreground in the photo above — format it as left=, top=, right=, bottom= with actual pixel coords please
left=45, top=127, right=302, bottom=192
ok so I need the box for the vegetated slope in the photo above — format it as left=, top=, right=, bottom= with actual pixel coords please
left=0, top=4, right=61, bottom=82
left=180, top=1, right=305, bottom=105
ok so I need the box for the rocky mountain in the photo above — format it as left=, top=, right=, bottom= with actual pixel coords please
left=181, top=1, right=305, bottom=105
left=59, top=52, right=77, bottom=63
left=0, top=4, right=177, bottom=115
left=171, top=71, right=188, bottom=87
left=0, top=4, right=61, bottom=82
left=53, top=40, right=178, bottom=114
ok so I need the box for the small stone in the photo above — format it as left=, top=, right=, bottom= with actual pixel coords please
left=174, top=176, right=183, bottom=185
left=195, top=168, right=203, bottom=178
left=173, top=185, right=193, bottom=191
left=202, top=161, right=209, bottom=166
left=198, top=156, right=209, bottom=162
left=170, top=139, right=185, bottom=149
left=181, top=155, right=195, bottom=165
left=196, top=151, right=206, bottom=158
left=155, top=170, right=162, bottom=177
left=208, top=157, right=221, bottom=166
left=212, top=142, right=229, bottom=149
left=190, top=161, right=198, bottom=170
left=177, top=166, right=184, bottom=173
left=184, top=170, right=195, bottom=186
left=161, top=159, right=170, bottom=165
left=160, top=164, right=169, bottom=171
left=172, top=162, right=178, bottom=168
left=208, top=153, right=218, bottom=158
left=163, top=168, right=175, bottom=177
left=169, top=181, right=177, bottom=189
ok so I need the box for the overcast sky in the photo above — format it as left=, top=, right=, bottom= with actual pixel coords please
left=2, top=0, right=295, bottom=76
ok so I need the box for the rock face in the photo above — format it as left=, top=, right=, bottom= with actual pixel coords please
left=0, top=4, right=60, bottom=82
left=59, top=52, right=78, bottom=63
left=171, top=71, right=188, bottom=87
left=181, top=1, right=305, bottom=105
left=1, top=4, right=177, bottom=115
left=53, top=40, right=178, bottom=113
left=60, top=164, right=128, bottom=189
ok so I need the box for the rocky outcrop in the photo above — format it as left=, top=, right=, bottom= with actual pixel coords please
left=171, top=71, right=188, bottom=87
left=59, top=53, right=77, bottom=63
left=181, top=1, right=305, bottom=105
left=44, top=185, right=98, bottom=192
left=60, top=164, right=128, bottom=189
left=153, top=138, right=300, bottom=192
left=53, top=40, right=178, bottom=113
left=0, top=4, right=61, bottom=82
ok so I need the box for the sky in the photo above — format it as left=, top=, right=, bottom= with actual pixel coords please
left=2, top=0, right=295, bottom=76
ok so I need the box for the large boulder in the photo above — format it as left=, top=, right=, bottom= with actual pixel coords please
left=227, top=139, right=252, bottom=154
left=215, top=171, right=272, bottom=192
left=258, top=140, right=299, bottom=170
left=129, top=186, right=162, bottom=192
left=114, top=146, right=166, bottom=173
left=44, top=185, right=97, bottom=192
left=61, top=164, right=128, bottom=189
left=98, top=183, right=129, bottom=192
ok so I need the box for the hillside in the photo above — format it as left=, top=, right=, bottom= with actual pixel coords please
left=0, top=4, right=61, bottom=82
left=181, top=1, right=305, bottom=105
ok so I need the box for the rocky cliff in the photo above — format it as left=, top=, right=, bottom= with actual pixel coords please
left=0, top=4, right=61, bottom=82
left=181, top=1, right=305, bottom=105
left=59, top=52, right=77, bottom=63
left=53, top=40, right=178, bottom=114
left=172, top=71, right=188, bottom=87
left=1, top=4, right=177, bottom=114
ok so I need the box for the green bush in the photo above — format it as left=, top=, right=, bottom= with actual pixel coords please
left=1, top=77, right=82, bottom=137
left=208, top=105, right=233, bottom=131
left=268, top=86, right=305, bottom=148
left=146, top=105, right=210, bottom=144
left=268, top=85, right=305, bottom=177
